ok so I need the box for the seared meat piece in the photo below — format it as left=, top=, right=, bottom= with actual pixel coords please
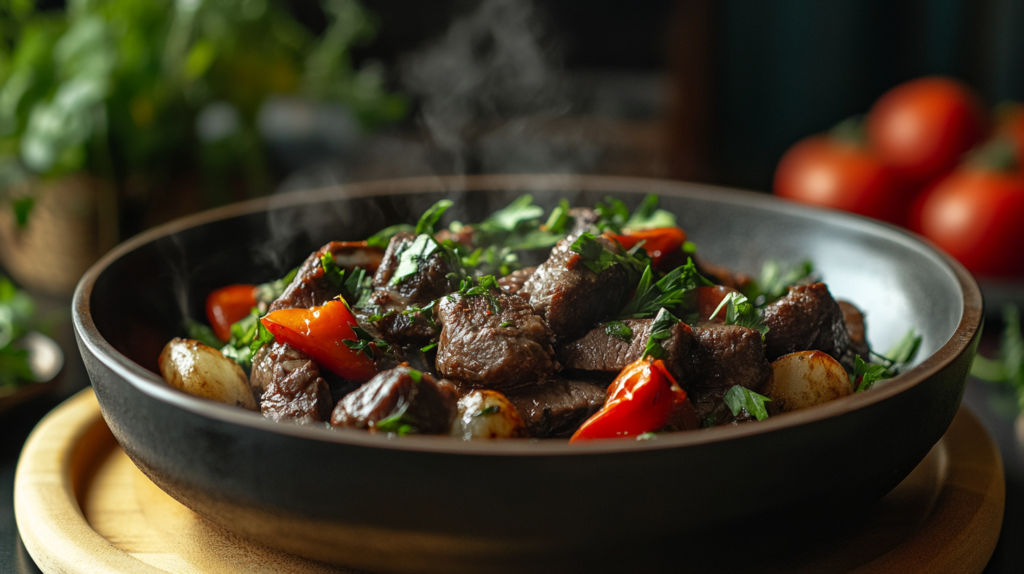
left=331, top=366, right=458, bottom=434
left=689, top=323, right=772, bottom=426
left=762, top=283, right=853, bottom=370
left=520, top=236, right=632, bottom=341
left=498, top=266, right=536, bottom=295
left=269, top=241, right=383, bottom=312
left=252, top=342, right=333, bottom=424
left=505, top=379, right=608, bottom=438
left=568, top=207, right=600, bottom=236
left=371, top=232, right=459, bottom=303
left=558, top=319, right=697, bottom=386
left=367, top=232, right=460, bottom=346
left=691, top=255, right=752, bottom=291
left=436, top=288, right=558, bottom=390
left=838, top=300, right=870, bottom=359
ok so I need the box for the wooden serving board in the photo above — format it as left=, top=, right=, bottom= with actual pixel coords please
left=14, top=389, right=1006, bottom=573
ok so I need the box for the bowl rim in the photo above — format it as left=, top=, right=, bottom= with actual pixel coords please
left=73, top=174, right=984, bottom=456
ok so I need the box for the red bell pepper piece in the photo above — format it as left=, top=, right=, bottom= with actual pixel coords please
left=569, top=356, right=690, bottom=442
left=260, top=299, right=377, bottom=382
left=206, top=284, right=258, bottom=342
left=607, top=227, right=686, bottom=268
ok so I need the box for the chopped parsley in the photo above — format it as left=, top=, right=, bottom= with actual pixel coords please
left=420, top=342, right=438, bottom=352
left=707, top=292, right=769, bottom=337
left=390, top=234, right=442, bottom=286
left=544, top=199, right=572, bottom=234
left=402, top=300, right=438, bottom=328
left=569, top=233, right=648, bottom=276
left=593, top=197, right=630, bottom=233
left=186, top=320, right=222, bottom=348
left=744, top=260, right=815, bottom=305
left=366, top=224, right=415, bottom=250
left=499, top=321, right=513, bottom=328
left=604, top=320, right=633, bottom=342
left=473, top=195, right=566, bottom=252
left=723, top=385, right=771, bottom=421
left=852, top=329, right=922, bottom=392
left=342, top=325, right=389, bottom=360
left=851, top=355, right=894, bottom=392
left=320, top=254, right=373, bottom=309
left=253, top=267, right=299, bottom=306
left=219, top=308, right=276, bottom=369
left=375, top=399, right=417, bottom=435
left=416, top=199, right=453, bottom=236
left=642, top=308, right=682, bottom=359
left=452, top=275, right=503, bottom=314
left=635, top=432, right=658, bottom=441
left=616, top=258, right=712, bottom=320
left=623, top=194, right=677, bottom=231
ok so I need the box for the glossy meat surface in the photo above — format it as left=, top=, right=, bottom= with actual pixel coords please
left=557, top=319, right=697, bottom=386
left=763, top=283, right=853, bottom=370
left=689, top=323, right=773, bottom=425
left=269, top=241, right=382, bottom=312
left=252, top=342, right=333, bottom=424
left=331, top=366, right=457, bottom=434
left=436, top=289, right=558, bottom=390
left=505, top=379, right=608, bottom=438
left=520, top=236, right=631, bottom=341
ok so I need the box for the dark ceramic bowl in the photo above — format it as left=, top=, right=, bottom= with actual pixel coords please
left=73, top=175, right=982, bottom=573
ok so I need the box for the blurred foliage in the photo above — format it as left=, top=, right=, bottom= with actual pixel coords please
left=0, top=0, right=407, bottom=225
left=0, top=274, right=36, bottom=391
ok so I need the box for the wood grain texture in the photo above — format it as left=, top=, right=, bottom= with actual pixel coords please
left=14, top=389, right=1005, bottom=573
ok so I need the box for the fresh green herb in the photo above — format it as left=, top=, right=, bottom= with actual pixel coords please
left=701, top=415, right=717, bottom=428
left=402, top=300, right=438, bottom=328
left=481, top=195, right=543, bottom=232
left=320, top=253, right=346, bottom=289
left=367, top=309, right=396, bottom=323
left=544, top=199, right=572, bottom=234
left=682, top=241, right=697, bottom=254
left=12, top=197, right=34, bottom=229
left=254, top=268, right=299, bottom=306
left=642, top=308, right=682, bottom=360
left=884, top=329, right=923, bottom=366
left=623, top=194, right=677, bottom=230
left=473, top=195, right=566, bottom=252
left=499, top=321, right=513, bottom=328
left=616, top=259, right=713, bottom=320
left=744, top=260, right=815, bottom=305
left=569, top=233, right=647, bottom=276
left=474, top=405, right=501, bottom=417
left=390, top=234, right=441, bottom=286
left=604, top=321, right=633, bottom=342
left=708, top=292, right=769, bottom=337
left=366, top=224, right=415, bottom=250
left=420, top=342, right=438, bottom=352
left=219, top=307, right=274, bottom=369
left=851, top=355, right=894, bottom=392
left=415, top=199, right=453, bottom=236
left=0, top=276, right=36, bottom=390
left=460, top=244, right=519, bottom=276
left=723, top=385, right=771, bottom=421
left=343, top=325, right=385, bottom=360
left=342, top=267, right=373, bottom=309
left=250, top=318, right=276, bottom=356
left=186, top=319, right=222, bottom=348
left=635, top=432, right=658, bottom=441
left=452, top=275, right=503, bottom=314
left=593, top=196, right=630, bottom=233
left=972, top=305, right=1024, bottom=410
left=375, top=400, right=417, bottom=436
left=407, top=368, right=423, bottom=383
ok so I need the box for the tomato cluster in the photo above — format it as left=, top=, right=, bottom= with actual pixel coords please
left=774, top=76, right=1024, bottom=277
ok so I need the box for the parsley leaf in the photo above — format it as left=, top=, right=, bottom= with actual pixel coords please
left=708, top=292, right=769, bottom=337
left=616, top=258, right=713, bottom=320
left=624, top=194, right=677, bottom=230
left=480, top=195, right=544, bottom=232
left=253, top=267, right=299, bottom=307
left=186, top=319, right=222, bottom=348
left=390, top=234, right=441, bottom=286
left=420, top=342, right=438, bottom=352
left=544, top=199, right=572, bottom=234
left=851, top=355, right=894, bottom=392
left=219, top=308, right=273, bottom=369
left=474, top=405, right=501, bottom=417
left=723, top=385, right=771, bottom=421
left=643, top=308, right=681, bottom=359
left=343, top=325, right=389, bottom=360
left=499, top=321, right=513, bottom=328
left=570, top=233, right=648, bottom=276
left=366, top=224, right=415, bottom=250
left=605, top=320, right=633, bottom=342
left=744, top=260, right=815, bottom=305
left=594, top=197, right=630, bottom=233
left=416, top=199, right=453, bottom=236
left=452, top=275, right=503, bottom=314
left=375, top=399, right=417, bottom=435
left=972, top=305, right=1024, bottom=410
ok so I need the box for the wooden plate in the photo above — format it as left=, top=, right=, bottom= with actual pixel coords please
left=14, top=389, right=1005, bottom=573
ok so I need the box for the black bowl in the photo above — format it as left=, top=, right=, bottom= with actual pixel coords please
left=73, top=175, right=982, bottom=573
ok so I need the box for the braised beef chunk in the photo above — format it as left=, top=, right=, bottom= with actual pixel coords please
left=763, top=283, right=853, bottom=370
left=505, top=379, right=607, bottom=438
left=838, top=300, right=870, bottom=359
left=331, top=366, right=457, bottom=434
left=568, top=207, right=600, bottom=236
left=436, top=288, right=558, bottom=390
left=367, top=232, right=459, bottom=345
left=498, top=266, right=536, bottom=295
left=253, top=342, right=333, bottom=424
left=691, top=255, right=753, bottom=291
left=558, top=319, right=697, bottom=386
left=689, top=324, right=772, bottom=425
left=269, top=241, right=383, bottom=312
left=371, top=232, right=459, bottom=304
left=520, top=237, right=632, bottom=341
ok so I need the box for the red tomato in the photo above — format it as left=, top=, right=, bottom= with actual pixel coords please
left=569, top=357, right=689, bottom=442
left=206, top=284, right=258, bottom=342
left=917, top=169, right=1024, bottom=277
left=773, top=136, right=912, bottom=225
left=261, top=299, right=377, bottom=381
left=695, top=285, right=738, bottom=322
left=608, top=227, right=687, bottom=268
left=995, top=103, right=1024, bottom=169
left=867, top=77, right=987, bottom=184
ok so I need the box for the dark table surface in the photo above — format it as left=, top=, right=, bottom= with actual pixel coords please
left=1, top=314, right=1021, bottom=574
